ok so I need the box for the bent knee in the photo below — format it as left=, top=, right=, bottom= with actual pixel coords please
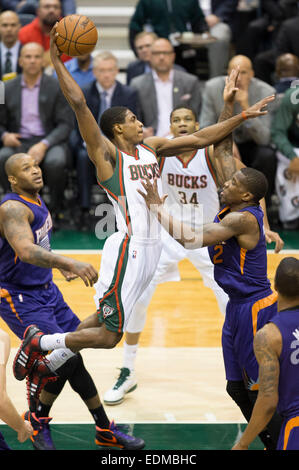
left=101, top=329, right=123, bottom=349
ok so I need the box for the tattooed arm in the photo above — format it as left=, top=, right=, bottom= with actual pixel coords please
left=232, top=323, right=282, bottom=450
left=0, top=201, right=98, bottom=286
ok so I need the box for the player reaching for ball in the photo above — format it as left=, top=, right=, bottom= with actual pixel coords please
left=13, top=26, right=276, bottom=408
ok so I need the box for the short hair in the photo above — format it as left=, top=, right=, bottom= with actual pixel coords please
left=100, top=106, right=128, bottom=140
left=93, top=51, right=118, bottom=67
left=134, top=31, right=158, bottom=44
left=274, top=257, right=299, bottom=298
left=170, top=105, right=198, bottom=122
left=239, top=167, right=268, bottom=204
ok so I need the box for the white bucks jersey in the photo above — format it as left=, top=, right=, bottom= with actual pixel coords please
left=159, top=147, right=220, bottom=226
left=98, top=144, right=163, bottom=238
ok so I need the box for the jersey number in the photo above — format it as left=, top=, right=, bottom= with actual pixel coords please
left=178, top=191, right=199, bottom=205
left=213, top=244, right=223, bottom=264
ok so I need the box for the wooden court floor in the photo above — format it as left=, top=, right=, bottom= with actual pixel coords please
left=1, top=250, right=298, bottom=427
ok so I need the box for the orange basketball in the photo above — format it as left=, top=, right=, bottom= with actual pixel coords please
left=55, top=14, right=98, bottom=56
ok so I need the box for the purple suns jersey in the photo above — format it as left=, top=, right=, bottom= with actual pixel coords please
left=270, top=308, right=299, bottom=419
left=208, top=205, right=271, bottom=301
left=0, top=193, right=53, bottom=287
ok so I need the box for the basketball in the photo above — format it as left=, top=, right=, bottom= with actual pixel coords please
left=55, top=14, right=98, bottom=57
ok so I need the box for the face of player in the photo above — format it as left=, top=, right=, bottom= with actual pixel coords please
left=121, top=110, right=144, bottom=144
left=38, top=0, right=61, bottom=26
left=93, top=58, right=118, bottom=90
left=135, top=34, right=155, bottom=62
left=11, top=156, right=43, bottom=193
left=170, top=108, right=199, bottom=137
left=0, top=12, right=20, bottom=48
left=150, top=39, right=175, bottom=74
left=220, top=170, right=250, bottom=206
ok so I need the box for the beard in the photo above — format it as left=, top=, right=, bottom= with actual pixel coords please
left=42, top=14, right=59, bottom=27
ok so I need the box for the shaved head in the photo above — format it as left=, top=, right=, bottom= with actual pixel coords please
left=4, top=153, right=30, bottom=177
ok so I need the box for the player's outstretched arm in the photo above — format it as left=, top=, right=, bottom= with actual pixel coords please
left=145, top=94, right=275, bottom=158
left=0, top=329, right=33, bottom=441
left=137, top=177, right=248, bottom=249
left=49, top=25, right=115, bottom=181
left=0, top=201, right=98, bottom=287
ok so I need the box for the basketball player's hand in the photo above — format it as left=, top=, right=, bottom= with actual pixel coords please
left=17, top=420, right=33, bottom=443
left=243, top=94, right=275, bottom=119
left=137, top=177, right=168, bottom=212
left=264, top=228, right=284, bottom=253
left=59, top=268, right=78, bottom=282
left=68, top=260, right=98, bottom=287
left=223, top=67, right=239, bottom=104
left=50, top=23, right=62, bottom=58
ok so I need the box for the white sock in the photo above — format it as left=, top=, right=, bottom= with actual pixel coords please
left=40, top=333, right=68, bottom=351
left=123, top=341, right=138, bottom=371
left=45, top=348, right=76, bottom=372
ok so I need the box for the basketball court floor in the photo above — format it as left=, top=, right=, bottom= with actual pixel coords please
left=0, top=230, right=298, bottom=451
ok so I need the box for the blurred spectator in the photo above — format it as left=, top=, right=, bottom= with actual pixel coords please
left=18, top=0, right=71, bottom=68
left=0, top=10, right=22, bottom=81
left=1, top=0, right=76, bottom=16
left=199, top=0, right=238, bottom=77
left=234, top=0, right=297, bottom=61
left=71, top=51, right=140, bottom=231
left=130, top=38, right=202, bottom=139
left=126, top=31, right=158, bottom=85
left=129, top=0, right=237, bottom=78
left=0, top=42, right=73, bottom=227
left=126, top=30, right=186, bottom=85
left=200, top=54, right=277, bottom=205
left=271, top=84, right=299, bottom=230
left=254, top=13, right=299, bottom=86
left=1, top=0, right=37, bottom=15
left=53, top=53, right=95, bottom=88
left=274, top=53, right=299, bottom=96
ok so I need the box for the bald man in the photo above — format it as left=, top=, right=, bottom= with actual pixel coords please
left=274, top=53, right=299, bottom=95
left=0, top=10, right=22, bottom=80
left=199, top=54, right=277, bottom=208
left=0, top=42, right=73, bottom=227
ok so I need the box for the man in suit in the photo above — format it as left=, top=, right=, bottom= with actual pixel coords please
left=130, top=38, right=202, bottom=139
left=0, top=10, right=22, bottom=81
left=72, top=51, right=140, bottom=230
left=199, top=54, right=277, bottom=206
left=0, top=42, right=73, bottom=225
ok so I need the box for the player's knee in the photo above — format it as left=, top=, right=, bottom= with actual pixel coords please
left=99, top=329, right=123, bottom=349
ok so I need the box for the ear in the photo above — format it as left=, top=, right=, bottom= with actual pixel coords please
left=195, top=122, right=200, bottom=131
left=8, top=175, right=16, bottom=186
left=241, top=191, right=253, bottom=203
left=113, top=123, right=123, bottom=136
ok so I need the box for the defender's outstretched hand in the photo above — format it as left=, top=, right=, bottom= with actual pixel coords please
left=243, top=94, right=276, bottom=119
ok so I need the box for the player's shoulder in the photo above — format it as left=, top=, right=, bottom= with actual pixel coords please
left=0, top=198, right=32, bottom=219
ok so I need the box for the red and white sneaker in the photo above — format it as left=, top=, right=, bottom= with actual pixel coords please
left=26, top=358, right=58, bottom=412
left=13, top=325, right=45, bottom=381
